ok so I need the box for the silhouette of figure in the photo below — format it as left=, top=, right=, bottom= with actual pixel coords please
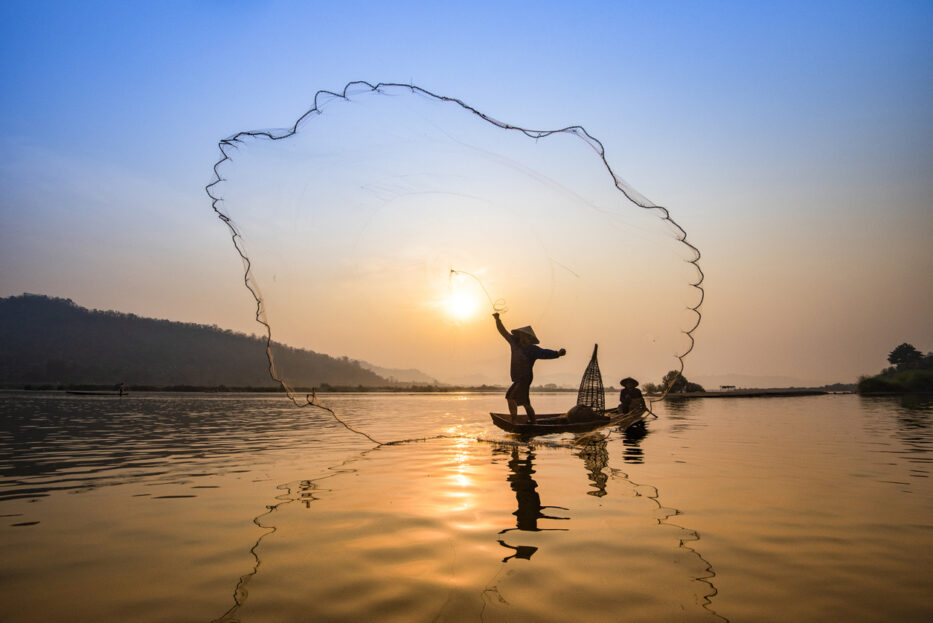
left=497, top=540, right=537, bottom=562
left=622, top=420, right=648, bottom=464
left=619, top=377, right=644, bottom=414
left=493, top=312, right=565, bottom=424
left=497, top=445, right=568, bottom=562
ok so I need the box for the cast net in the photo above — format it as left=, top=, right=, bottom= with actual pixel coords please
left=206, top=81, right=703, bottom=435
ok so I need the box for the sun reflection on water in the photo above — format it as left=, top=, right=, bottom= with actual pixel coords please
left=445, top=438, right=477, bottom=511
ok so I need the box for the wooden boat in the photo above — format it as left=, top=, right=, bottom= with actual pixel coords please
left=490, top=404, right=647, bottom=436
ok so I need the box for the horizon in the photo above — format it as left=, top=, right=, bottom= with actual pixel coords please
left=2, top=2, right=932, bottom=389
left=1, top=291, right=880, bottom=390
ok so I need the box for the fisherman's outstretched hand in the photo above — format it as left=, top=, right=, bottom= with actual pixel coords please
left=492, top=312, right=500, bottom=319
left=558, top=348, right=566, bottom=356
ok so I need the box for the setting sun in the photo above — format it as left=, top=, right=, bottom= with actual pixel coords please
left=446, top=289, right=480, bottom=322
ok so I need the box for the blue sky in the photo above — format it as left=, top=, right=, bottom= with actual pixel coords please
left=1, top=1, right=931, bottom=386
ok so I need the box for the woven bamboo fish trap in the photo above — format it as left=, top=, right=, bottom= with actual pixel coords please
left=576, top=344, right=605, bottom=413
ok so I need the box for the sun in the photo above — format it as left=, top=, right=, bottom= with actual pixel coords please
left=446, top=289, right=480, bottom=322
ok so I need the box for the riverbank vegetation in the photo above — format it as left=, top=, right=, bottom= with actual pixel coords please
left=642, top=370, right=706, bottom=395
left=858, top=342, right=933, bottom=394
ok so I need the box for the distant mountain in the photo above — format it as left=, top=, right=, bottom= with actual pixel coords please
left=0, top=294, right=391, bottom=388
left=355, top=360, right=440, bottom=385
left=444, top=371, right=501, bottom=387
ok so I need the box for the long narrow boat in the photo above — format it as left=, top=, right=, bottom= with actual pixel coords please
left=490, top=404, right=647, bottom=436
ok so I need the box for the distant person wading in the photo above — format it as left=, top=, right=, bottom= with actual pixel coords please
left=493, top=312, right=566, bottom=424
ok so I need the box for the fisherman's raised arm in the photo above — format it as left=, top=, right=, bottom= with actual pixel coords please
left=493, top=312, right=512, bottom=341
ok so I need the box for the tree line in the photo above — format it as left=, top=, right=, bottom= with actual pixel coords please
left=641, top=370, right=706, bottom=395
left=858, top=342, right=933, bottom=394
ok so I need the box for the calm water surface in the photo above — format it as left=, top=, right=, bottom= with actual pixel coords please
left=0, top=392, right=930, bottom=622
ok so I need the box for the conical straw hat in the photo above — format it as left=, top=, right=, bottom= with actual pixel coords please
left=511, top=326, right=539, bottom=344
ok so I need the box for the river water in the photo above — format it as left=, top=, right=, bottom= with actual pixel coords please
left=0, top=391, right=930, bottom=622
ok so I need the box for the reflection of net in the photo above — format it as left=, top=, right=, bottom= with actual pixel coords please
left=576, top=344, right=605, bottom=413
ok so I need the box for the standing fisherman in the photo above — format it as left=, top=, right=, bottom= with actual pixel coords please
left=493, top=312, right=566, bottom=424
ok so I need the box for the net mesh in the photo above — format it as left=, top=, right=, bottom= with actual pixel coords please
left=576, top=344, right=605, bottom=413
left=206, top=81, right=704, bottom=437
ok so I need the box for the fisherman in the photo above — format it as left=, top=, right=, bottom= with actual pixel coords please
left=619, top=377, right=644, bottom=413
left=493, top=312, right=565, bottom=424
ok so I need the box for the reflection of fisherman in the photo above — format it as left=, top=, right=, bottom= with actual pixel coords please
left=505, top=446, right=551, bottom=531
left=622, top=419, right=648, bottom=464
left=493, top=312, right=565, bottom=424
left=497, top=540, right=537, bottom=562
left=619, top=377, right=644, bottom=414
left=501, top=446, right=568, bottom=532
left=498, top=446, right=567, bottom=561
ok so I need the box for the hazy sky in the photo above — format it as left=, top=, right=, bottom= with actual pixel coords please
left=1, top=1, right=931, bottom=387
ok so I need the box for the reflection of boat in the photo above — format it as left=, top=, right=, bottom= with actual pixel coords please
left=490, top=405, right=646, bottom=435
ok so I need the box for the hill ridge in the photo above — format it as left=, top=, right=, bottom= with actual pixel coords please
left=0, top=293, right=392, bottom=388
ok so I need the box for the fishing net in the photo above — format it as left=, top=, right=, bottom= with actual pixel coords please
left=576, top=344, right=605, bottom=413
left=206, top=81, right=703, bottom=431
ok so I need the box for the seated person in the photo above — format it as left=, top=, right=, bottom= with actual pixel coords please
left=619, top=377, right=644, bottom=413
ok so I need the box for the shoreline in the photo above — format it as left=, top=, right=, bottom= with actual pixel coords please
left=661, top=389, right=833, bottom=399
left=3, top=386, right=854, bottom=398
